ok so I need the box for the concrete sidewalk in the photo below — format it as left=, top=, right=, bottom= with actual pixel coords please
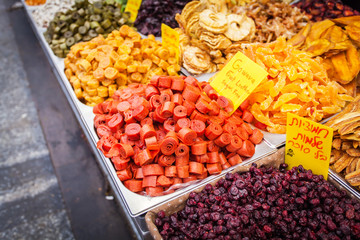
left=0, top=1, right=73, bottom=239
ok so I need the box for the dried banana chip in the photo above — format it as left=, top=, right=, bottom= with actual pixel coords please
left=331, top=52, right=354, bottom=84
left=345, top=169, right=360, bottom=187
left=332, top=138, right=342, bottom=150
left=342, top=141, right=352, bottom=150
left=334, top=154, right=353, bottom=172
left=347, top=148, right=360, bottom=157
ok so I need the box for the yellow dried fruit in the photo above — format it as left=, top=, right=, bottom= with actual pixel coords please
left=64, top=25, right=180, bottom=106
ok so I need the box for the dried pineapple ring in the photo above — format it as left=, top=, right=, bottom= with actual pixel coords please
left=199, top=9, right=228, bottom=34
left=183, top=46, right=211, bottom=74
left=224, top=14, right=248, bottom=41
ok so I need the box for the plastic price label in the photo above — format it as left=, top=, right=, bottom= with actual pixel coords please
left=210, top=51, right=268, bottom=114
left=285, top=113, right=333, bottom=180
left=161, top=24, right=180, bottom=64
left=124, top=0, right=142, bottom=22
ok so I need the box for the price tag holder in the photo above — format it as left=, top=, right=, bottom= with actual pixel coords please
left=210, top=51, right=268, bottom=114
left=161, top=24, right=180, bottom=64
left=285, top=113, right=333, bottom=180
left=124, top=0, right=142, bottom=22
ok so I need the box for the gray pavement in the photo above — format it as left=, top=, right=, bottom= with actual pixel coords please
left=0, top=1, right=74, bottom=239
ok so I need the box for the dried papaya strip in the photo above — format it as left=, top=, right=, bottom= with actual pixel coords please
left=142, top=164, right=164, bottom=176
left=205, top=123, right=223, bottom=140
left=237, top=140, right=255, bottom=158
left=125, top=123, right=141, bottom=140
left=158, top=76, right=172, bottom=89
left=150, top=95, right=162, bottom=110
left=177, top=127, right=197, bottom=145
left=112, top=156, right=130, bottom=171
left=191, top=142, right=207, bottom=155
left=226, top=135, right=243, bottom=153
left=160, top=132, right=179, bottom=155
left=161, top=101, right=175, bottom=118
left=158, top=155, right=176, bottom=167
left=156, top=175, right=174, bottom=187
left=175, top=154, right=189, bottom=167
left=175, top=118, right=190, bottom=132
left=119, top=143, right=135, bottom=159
left=164, top=118, right=176, bottom=132
left=208, top=101, right=220, bottom=116
left=175, top=143, right=190, bottom=157
left=177, top=165, right=190, bottom=178
left=183, top=100, right=195, bottom=116
left=189, top=162, right=204, bottom=175
left=124, top=179, right=143, bottom=192
left=182, top=85, right=200, bottom=102
left=142, top=175, right=157, bottom=188
left=133, top=105, right=149, bottom=121
left=117, top=101, right=131, bottom=112
left=207, top=141, right=220, bottom=152
left=190, top=120, right=206, bottom=137
left=145, top=85, right=159, bottom=100
left=173, top=106, right=187, bottom=122
left=165, top=166, right=177, bottom=177
left=171, top=78, right=185, bottom=91
left=206, top=163, right=222, bottom=175
left=138, top=149, right=153, bottom=166
left=171, top=93, right=183, bottom=106
left=207, top=151, right=220, bottom=164
left=117, top=168, right=132, bottom=181
left=214, top=133, right=231, bottom=147
left=228, top=154, right=242, bottom=166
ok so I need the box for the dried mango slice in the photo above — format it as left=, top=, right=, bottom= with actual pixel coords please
left=332, top=16, right=360, bottom=26
left=306, top=20, right=335, bottom=45
left=305, top=39, right=333, bottom=56
left=260, top=95, right=273, bottom=111
left=345, top=24, right=360, bottom=46
left=346, top=45, right=360, bottom=80
left=289, top=23, right=311, bottom=48
left=273, top=93, right=297, bottom=109
left=331, top=52, right=353, bottom=84
left=280, top=103, right=302, bottom=112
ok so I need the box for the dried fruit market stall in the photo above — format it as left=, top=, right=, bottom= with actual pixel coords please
left=18, top=0, right=360, bottom=239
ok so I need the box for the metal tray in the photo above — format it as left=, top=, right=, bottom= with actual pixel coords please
left=21, top=2, right=278, bottom=217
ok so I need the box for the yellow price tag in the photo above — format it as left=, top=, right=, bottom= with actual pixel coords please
left=285, top=113, right=333, bottom=180
left=124, top=0, right=142, bottom=22
left=210, top=51, right=268, bottom=114
left=161, top=24, right=180, bottom=64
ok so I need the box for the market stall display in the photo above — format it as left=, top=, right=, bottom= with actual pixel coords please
left=19, top=0, right=360, bottom=237
left=233, top=0, right=309, bottom=43
left=64, top=25, right=180, bottom=106
left=326, top=96, right=360, bottom=191
left=289, top=16, right=360, bottom=92
left=294, top=0, right=360, bottom=21
left=152, top=163, right=360, bottom=239
left=31, top=0, right=75, bottom=28
left=44, top=0, right=132, bottom=57
left=134, top=0, right=192, bottom=37
left=237, top=37, right=353, bottom=134
left=94, top=75, right=265, bottom=196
